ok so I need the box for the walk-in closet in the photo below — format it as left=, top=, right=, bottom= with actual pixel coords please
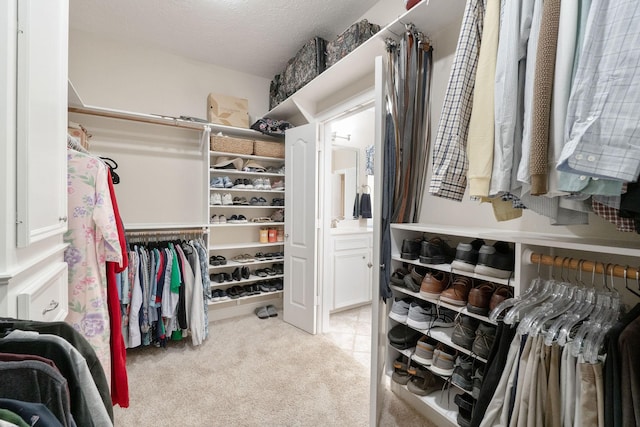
left=2, top=0, right=640, bottom=426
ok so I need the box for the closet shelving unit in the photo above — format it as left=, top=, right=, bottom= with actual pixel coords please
left=388, top=223, right=640, bottom=426
left=208, top=144, right=286, bottom=319
left=68, top=82, right=288, bottom=321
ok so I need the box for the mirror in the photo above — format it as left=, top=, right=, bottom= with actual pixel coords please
left=331, top=145, right=359, bottom=219
left=326, top=104, right=374, bottom=224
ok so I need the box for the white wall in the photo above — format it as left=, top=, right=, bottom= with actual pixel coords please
left=68, top=29, right=271, bottom=123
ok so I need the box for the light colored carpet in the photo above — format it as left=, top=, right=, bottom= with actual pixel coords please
left=114, top=312, right=434, bottom=426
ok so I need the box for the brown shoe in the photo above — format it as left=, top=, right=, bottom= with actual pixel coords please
left=419, top=271, right=450, bottom=299
left=440, top=276, right=473, bottom=306
left=467, top=282, right=495, bottom=315
left=489, top=285, right=514, bottom=311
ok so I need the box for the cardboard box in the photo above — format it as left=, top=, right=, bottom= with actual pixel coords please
left=207, top=93, right=250, bottom=128
left=68, top=121, right=90, bottom=150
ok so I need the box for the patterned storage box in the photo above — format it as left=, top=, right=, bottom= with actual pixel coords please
left=282, top=37, right=327, bottom=99
left=210, top=135, right=254, bottom=155
left=254, top=140, right=285, bottom=159
left=326, top=20, right=381, bottom=68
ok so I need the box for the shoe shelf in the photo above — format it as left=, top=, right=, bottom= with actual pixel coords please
left=389, top=380, right=462, bottom=426
left=210, top=188, right=285, bottom=194
left=209, top=258, right=282, bottom=271
left=210, top=273, right=284, bottom=288
left=209, top=242, right=283, bottom=251
left=209, top=205, right=285, bottom=210
left=210, top=222, right=285, bottom=228
left=209, top=168, right=284, bottom=178
left=391, top=255, right=512, bottom=287
left=210, top=151, right=283, bottom=163
left=400, top=320, right=488, bottom=365
left=392, top=346, right=474, bottom=397
left=208, top=289, right=284, bottom=306
left=390, top=284, right=498, bottom=326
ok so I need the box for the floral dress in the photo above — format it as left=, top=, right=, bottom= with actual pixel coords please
left=64, top=150, right=122, bottom=387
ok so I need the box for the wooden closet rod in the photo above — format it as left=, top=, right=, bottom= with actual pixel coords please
left=527, top=251, right=638, bottom=280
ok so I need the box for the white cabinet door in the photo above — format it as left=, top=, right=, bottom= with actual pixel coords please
left=333, top=247, right=371, bottom=310
left=15, top=0, right=68, bottom=247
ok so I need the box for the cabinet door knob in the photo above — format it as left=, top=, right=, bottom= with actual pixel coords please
left=59, top=216, right=68, bottom=222
left=284, top=233, right=289, bottom=238
left=367, top=262, right=373, bottom=268
left=42, top=300, right=59, bottom=316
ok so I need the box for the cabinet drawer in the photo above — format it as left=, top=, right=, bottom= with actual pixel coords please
left=333, top=235, right=370, bottom=251
left=17, top=263, right=68, bottom=321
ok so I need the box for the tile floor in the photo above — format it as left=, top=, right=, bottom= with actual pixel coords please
left=324, top=304, right=372, bottom=369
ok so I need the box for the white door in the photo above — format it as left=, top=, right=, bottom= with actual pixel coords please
left=370, top=56, right=386, bottom=426
left=283, top=123, right=318, bottom=334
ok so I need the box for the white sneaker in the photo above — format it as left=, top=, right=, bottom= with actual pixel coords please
left=262, top=178, right=272, bottom=190
left=221, top=193, right=233, bottom=205
left=210, top=193, right=222, bottom=205
left=253, top=178, right=264, bottom=190
left=271, top=180, right=284, bottom=190
left=210, top=215, right=219, bottom=224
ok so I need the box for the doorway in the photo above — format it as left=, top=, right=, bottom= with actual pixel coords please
left=319, top=97, right=376, bottom=362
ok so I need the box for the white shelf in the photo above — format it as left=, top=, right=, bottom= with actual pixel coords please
left=210, top=151, right=284, bottom=162
left=209, top=258, right=283, bottom=271
left=209, top=188, right=285, bottom=194
left=394, top=346, right=473, bottom=397
left=210, top=273, right=284, bottom=287
left=209, top=242, right=284, bottom=251
left=209, top=221, right=284, bottom=227
left=265, top=0, right=467, bottom=122
left=210, top=168, right=284, bottom=178
left=208, top=290, right=283, bottom=306
left=68, top=103, right=282, bottom=140
left=391, top=255, right=513, bottom=287
left=390, top=284, right=498, bottom=326
left=209, top=205, right=284, bottom=210
left=389, top=380, right=461, bottom=427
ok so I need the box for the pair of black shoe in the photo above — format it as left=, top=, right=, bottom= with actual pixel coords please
left=400, top=236, right=455, bottom=264
left=232, top=266, right=251, bottom=281
left=211, top=272, right=232, bottom=284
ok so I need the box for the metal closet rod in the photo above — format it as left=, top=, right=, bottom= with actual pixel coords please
left=528, top=252, right=638, bottom=280
left=125, top=227, right=208, bottom=238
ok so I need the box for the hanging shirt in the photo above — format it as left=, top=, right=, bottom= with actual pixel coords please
left=558, top=0, right=640, bottom=182
left=429, top=0, right=486, bottom=201
left=64, top=150, right=122, bottom=388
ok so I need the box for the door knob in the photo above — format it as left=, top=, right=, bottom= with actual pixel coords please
left=367, top=262, right=373, bottom=268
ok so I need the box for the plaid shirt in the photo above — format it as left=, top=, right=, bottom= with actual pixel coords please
left=592, top=200, right=636, bottom=232
left=429, top=0, right=486, bottom=201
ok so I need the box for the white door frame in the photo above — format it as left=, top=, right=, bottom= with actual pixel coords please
left=316, top=90, right=375, bottom=334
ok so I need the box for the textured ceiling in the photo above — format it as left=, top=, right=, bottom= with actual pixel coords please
left=69, top=0, right=380, bottom=79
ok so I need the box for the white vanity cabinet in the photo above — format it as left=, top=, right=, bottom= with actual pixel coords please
left=0, top=0, right=69, bottom=321
left=330, top=231, right=373, bottom=311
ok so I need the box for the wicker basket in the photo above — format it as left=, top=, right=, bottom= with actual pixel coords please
left=210, top=135, right=254, bottom=155
left=254, top=140, right=285, bottom=158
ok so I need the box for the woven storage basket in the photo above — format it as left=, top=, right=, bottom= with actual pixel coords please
left=210, top=135, right=254, bottom=155
left=254, top=140, right=285, bottom=158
